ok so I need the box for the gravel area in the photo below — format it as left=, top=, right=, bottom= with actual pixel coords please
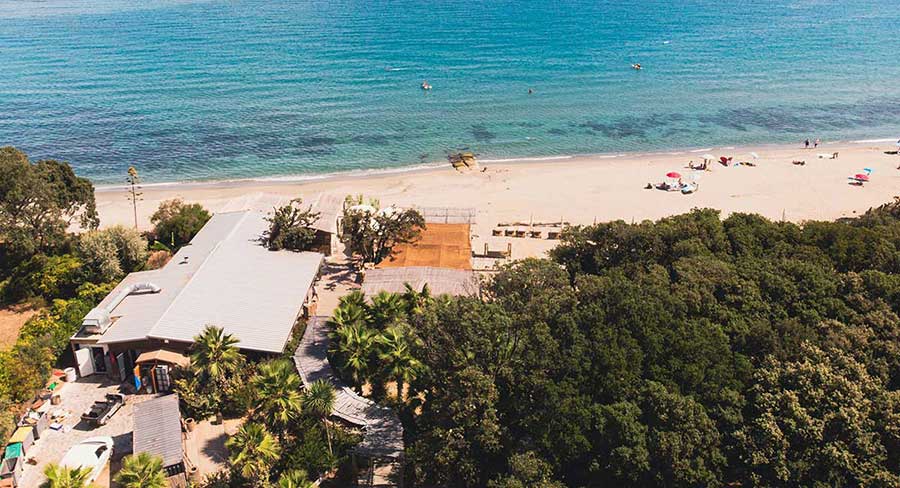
left=16, top=376, right=154, bottom=487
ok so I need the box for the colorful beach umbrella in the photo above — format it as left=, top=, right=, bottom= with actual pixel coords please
left=666, top=172, right=682, bottom=179
left=863, top=167, right=873, bottom=174
left=854, top=174, right=869, bottom=181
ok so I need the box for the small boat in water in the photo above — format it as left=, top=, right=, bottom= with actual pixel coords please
left=631, top=63, right=642, bottom=70
left=421, top=80, right=432, bottom=90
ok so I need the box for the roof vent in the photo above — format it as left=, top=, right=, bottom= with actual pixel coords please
left=81, top=282, right=161, bottom=335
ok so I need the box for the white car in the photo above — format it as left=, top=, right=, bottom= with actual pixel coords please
left=59, top=436, right=114, bottom=483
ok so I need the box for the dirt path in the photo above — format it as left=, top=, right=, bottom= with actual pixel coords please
left=0, top=304, right=39, bottom=351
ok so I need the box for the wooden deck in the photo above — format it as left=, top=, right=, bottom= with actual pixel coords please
left=293, top=316, right=404, bottom=460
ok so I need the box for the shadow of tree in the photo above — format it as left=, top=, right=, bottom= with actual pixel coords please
left=201, top=431, right=229, bottom=464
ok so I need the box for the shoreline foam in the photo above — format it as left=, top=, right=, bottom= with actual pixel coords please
left=95, top=139, right=900, bottom=261
left=95, top=137, right=899, bottom=192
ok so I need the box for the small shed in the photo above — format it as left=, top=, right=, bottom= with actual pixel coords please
left=308, top=193, right=344, bottom=255
left=133, top=395, right=185, bottom=481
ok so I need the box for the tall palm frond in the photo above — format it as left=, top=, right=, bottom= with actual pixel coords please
left=226, top=422, right=281, bottom=487
left=252, top=358, right=303, bottom=432
left=114, top=452, right=167, bottom=488
left=191, top=325, right=242, bottom=383
left=303, top=379, right=336, bottom=455
left=41, top=464, right=92, bottom=488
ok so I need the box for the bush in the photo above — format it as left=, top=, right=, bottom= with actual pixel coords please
left=2, top=254, right=82, bottom=303
left=78, top=226, right=148, bottom=282
left=263, top=199, right=320, bottom=252
left=150, top=199, right=210, bottom=249
left=341, top=195, right=425, bottom=264
left=145, top=250, right=172, bottom=270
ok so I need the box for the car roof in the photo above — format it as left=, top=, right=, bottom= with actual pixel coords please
left=59, top=437, right=112, bottom=469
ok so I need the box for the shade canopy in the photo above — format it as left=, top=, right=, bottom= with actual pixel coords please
left=136, top=349, right=190, bottom=368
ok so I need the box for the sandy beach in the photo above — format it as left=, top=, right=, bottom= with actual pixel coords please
left=97, top=140, right=900, bottom=259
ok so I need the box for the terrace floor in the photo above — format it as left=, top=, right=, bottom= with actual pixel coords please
left=183, top=417, right=242, bottom=480
left=17, top=376, right=141, bottom=488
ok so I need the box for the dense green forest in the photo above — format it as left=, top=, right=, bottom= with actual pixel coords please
left=330, top=200, right=900, bottom=487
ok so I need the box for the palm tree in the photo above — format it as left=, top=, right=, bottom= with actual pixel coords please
left=226, top=422, right=281, bottom=487
left=114, top=453, right=167, bottom=488
left=303, top=379, right=336, bottom=455
left=368, top=291, right=405, bottom=329
left=41, top=464, right=92, bottom=488
left=333, top=322, right=378, bottom=392
left=326, top=301, right=367, bottom=330
left=191, top=325, right=242, bottom=383
left=338, top=289, right=367, bottom=309
left=377, top=326, right=423, bottom=402
left=252, top=358, right=303, bottom=434
left=278, top=469, right=314, bottom=488
left=402, top=282, right=432, bottom=315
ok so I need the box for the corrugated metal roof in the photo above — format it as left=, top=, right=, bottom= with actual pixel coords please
left=293, top=317, right=404, bottom=458
left=94, top=210, right=323, bottom=353
left=148, top=211, right=323, bottom=353
left=133, top=394, right=183, bottom=468
left=308, top=193, right=343, bottom=235
left=362, top=267, right=478, bottom=297
left=96, top=212, right=246, bottom=345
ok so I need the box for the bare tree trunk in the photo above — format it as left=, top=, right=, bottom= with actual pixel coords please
left=324, top=416, right=333, bottom=455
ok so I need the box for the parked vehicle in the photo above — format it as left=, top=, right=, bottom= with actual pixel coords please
left=81, top=393, right=125, bottom=427
left=59, top=436, right=114, bottom=483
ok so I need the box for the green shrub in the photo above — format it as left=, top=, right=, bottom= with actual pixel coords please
left=150, top=199, right=210, bottom=249
left=263, top=199, right=320, bottom=252
left=2, top=254, right=82, bottom=303
left=77, top=226, right=148, bottom=282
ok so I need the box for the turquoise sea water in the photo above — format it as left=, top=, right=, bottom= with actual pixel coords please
left=1, top=0, right=899, bottom=184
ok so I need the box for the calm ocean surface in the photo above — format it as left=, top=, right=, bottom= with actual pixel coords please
left=1, top=0, right=899, bottom=184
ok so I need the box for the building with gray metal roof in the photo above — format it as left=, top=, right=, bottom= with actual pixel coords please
left=71, top=210, right=324, bottom=378
left=133, top=394, right=184, bottom=471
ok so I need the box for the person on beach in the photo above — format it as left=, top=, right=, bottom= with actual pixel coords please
left=804, top=139, right=810, bottom=149
left=814, top=138, right=820, bottom=148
